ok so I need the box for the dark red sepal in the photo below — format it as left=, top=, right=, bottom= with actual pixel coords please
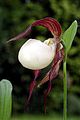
left=7, top=17, right=62, bottom=42
left=7, top=26, right=32, bottom=43
left=44, top=17, right=62, bottom=37
left=32, top=17, right=62, bottom=37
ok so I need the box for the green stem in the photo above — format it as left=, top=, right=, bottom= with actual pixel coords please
left=63, top=54, right=67, bottom=120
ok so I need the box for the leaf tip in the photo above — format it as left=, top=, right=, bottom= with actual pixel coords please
left=73, top=20, right=78, bottom=27
left=74, top=20, right=77, bottom=24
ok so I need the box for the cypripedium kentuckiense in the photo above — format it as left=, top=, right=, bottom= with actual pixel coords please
left=8, top=17, right=64, bottom=112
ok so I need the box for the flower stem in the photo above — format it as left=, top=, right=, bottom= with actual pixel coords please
left=63, top=54, right=67, bottom=120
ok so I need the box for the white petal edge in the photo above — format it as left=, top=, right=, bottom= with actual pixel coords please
left=18, top=39, right=56, bottom=70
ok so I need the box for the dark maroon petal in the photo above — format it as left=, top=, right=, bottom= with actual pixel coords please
left=51, top=45, right=64, bottom=67
left=33, top=70, right=41, bottom=80
left=27, top=70, right=41, bottom=104
left=37, top=47, right=64, bottom=113
left=27, top=80, right=36, bottom=103
left=44, top=81, right=52, bottom=113
left=37, top=48, right=64, bottom=87
left=49, top=62, right=60, bottom=81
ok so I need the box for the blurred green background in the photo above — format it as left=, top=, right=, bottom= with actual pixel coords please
left=0, top=0, right=80, bottom=119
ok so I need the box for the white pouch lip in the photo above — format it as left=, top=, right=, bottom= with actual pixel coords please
left=18, top=39, right=56, bottom=70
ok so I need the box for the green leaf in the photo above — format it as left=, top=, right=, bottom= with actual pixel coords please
left=62, top=20, right=78, bottom=53
left=0, top=79, right=13, bottom=120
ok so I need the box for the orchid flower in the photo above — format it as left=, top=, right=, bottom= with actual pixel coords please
left=8, top=17, right=64, bottom=112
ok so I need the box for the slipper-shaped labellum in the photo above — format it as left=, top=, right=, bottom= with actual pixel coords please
left=18, top=38, right=56, bottom=70
left=8, top=17, right=64, bottom=112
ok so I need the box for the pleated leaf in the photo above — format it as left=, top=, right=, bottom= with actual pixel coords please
left=0, top=79, right=13, bottom=120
